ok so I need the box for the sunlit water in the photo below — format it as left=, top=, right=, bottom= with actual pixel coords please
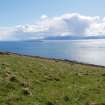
left=0, top=39, right=105, bottom=66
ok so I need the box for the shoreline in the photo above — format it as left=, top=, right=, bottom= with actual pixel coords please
left=0, top=51, right=105, bottom=68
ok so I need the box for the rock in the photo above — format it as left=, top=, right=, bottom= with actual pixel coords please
left=6, top=70, right=11, bottom=74
left=2, top=62, right=10, bottom=66
left=101, top=73, right=105, bottom=76
left=9, top=75, right=17, bottom=82
left=54, top=77, right=60, bottom=81
left=63, top=96, right=69, bottom=102
left=22, top=88, right=32, bottom=96
left=46, top=101, right=55, bottom=105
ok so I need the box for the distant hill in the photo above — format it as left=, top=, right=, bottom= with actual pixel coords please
left=44, top=35, right=105, bottom=40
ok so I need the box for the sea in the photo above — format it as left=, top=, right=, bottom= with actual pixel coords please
left=0, top=39, right=105, bottom=66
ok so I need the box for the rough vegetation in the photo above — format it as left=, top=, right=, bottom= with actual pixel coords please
left=0, top=53, right=105, bottom=105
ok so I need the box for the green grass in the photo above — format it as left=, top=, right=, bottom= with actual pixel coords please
left=0, top=53, right=105, bottom=105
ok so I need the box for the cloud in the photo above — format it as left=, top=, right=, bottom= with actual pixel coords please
left=40, top=14, right=48, bottom=19
left=0, top=13, right=105, bottom=41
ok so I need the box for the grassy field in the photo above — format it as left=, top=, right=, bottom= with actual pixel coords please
left=0, top=53, right=105, bottom=105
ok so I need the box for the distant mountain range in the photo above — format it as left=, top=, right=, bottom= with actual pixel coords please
left=44, top=35, right=105, bottom=40
left=21, top=35, right=105, bottom=42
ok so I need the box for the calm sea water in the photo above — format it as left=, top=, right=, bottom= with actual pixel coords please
left=0, top=39, right=105, bottom=66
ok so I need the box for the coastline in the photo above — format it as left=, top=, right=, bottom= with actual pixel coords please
left=0, top=51, right=105, bottom=68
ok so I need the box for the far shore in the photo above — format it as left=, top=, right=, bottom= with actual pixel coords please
left=0, top=51, right=105, bottom=68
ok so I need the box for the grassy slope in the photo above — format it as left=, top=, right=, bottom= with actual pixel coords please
left=0, top=54, right=105, bottom=105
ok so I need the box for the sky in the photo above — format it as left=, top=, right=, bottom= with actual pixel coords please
left=0, top=0, right=105, bottom=41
